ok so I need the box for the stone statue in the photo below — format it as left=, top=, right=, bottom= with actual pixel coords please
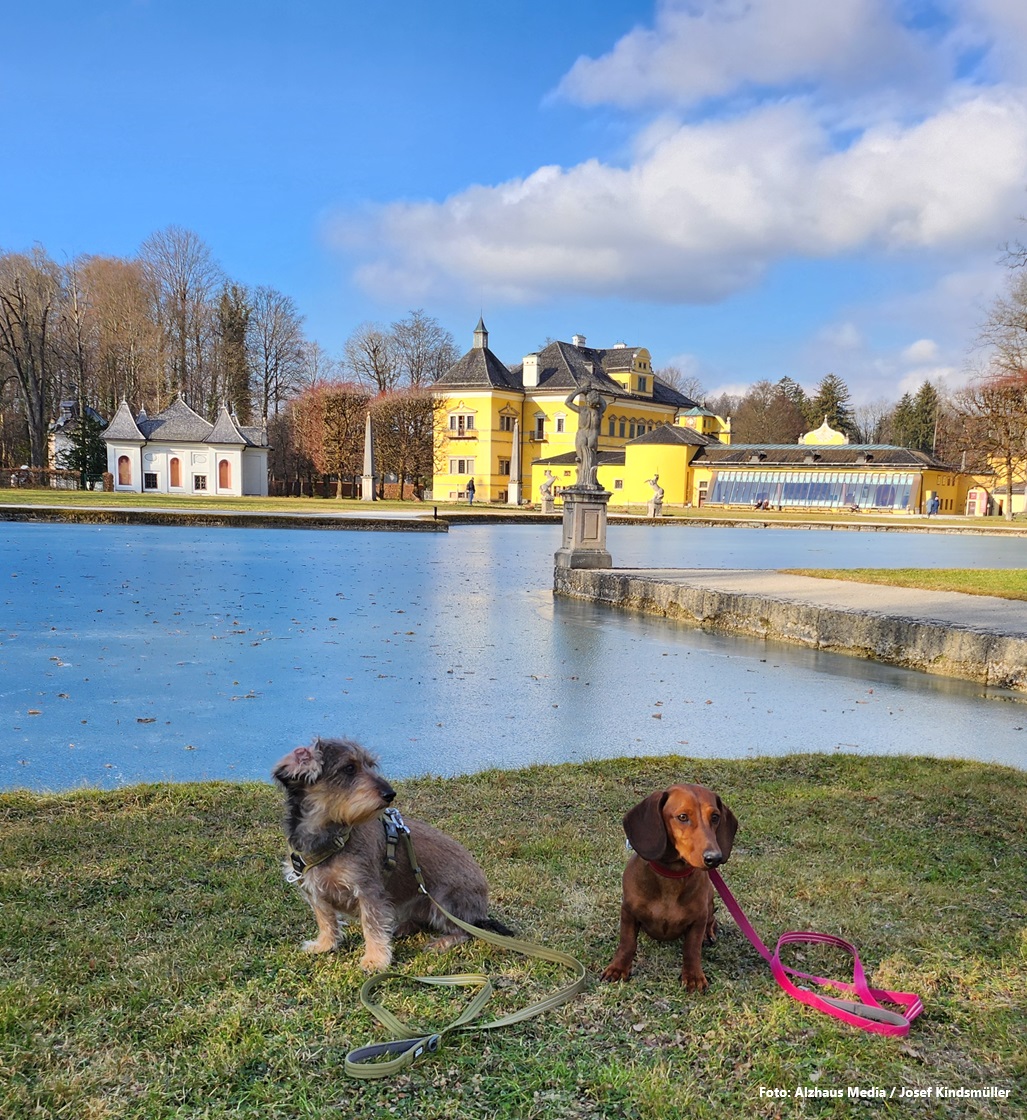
left=565, top=388, right=608, bottom=489
left=647, top=475, right=664, bottom=502
left=539, top=468, right=556, bottom=513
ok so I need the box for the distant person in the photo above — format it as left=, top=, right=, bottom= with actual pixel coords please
left=466, top=477, right=476, bottom=505
left=930, top=495, right=940, bottom=516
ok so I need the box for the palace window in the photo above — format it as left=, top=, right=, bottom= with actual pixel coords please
left=144, top=472, right=158, bottom=490
left=533, top=415, right=545, bottom=440
left=449, top=457, right=475, bottom=475
left=499, top=458, right=511, bottom=476
left=608, top=417, right=616, bottom=436
left=449, top=413, right=475, bottom=435
left=193, top=474, right=208, bottom=492
left=499, top=415, right=516, bottom=432
left=637, top=376, right=648, bottom=392
left=554, top=414, right=566, bottom=434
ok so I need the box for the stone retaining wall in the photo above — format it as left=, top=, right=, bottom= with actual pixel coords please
left=0, top=507, right=448, bottom=532
left=554, top=567, right=1027, bottom=691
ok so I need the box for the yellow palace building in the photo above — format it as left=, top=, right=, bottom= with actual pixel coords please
left=431, top=320, right=704, bottom=503
left=431, top=322, right=969, bottom=515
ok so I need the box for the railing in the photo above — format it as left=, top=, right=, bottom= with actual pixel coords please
left=2, top=467, right=82, bottom=490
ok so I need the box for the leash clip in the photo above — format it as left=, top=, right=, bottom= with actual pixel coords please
left=383, top=807, right=410, bottom=835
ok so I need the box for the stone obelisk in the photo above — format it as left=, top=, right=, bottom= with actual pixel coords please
left=360, top=411, right=376, bottom=501
left=507, top=417, right=521, bottom=506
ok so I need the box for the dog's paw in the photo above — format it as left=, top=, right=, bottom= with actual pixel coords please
left=426, top=932, right=470, bottom=953
left=600, top=962, right=632, bottom=982
left=681, top=968, right=709, bottom=992
left=360, top=946, right=393, bottom=972
left=301, top=936, right=337, bottom=954
left=703, top=918, right=719, bottom=945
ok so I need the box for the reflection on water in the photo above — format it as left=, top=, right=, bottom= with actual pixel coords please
left=2, top=521, right=1024, bottom=790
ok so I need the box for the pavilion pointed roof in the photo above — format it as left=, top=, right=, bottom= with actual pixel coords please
left=103, top=400, right=145, bottom=441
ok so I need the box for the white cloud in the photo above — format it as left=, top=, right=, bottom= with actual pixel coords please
left=819, top=322, right=864, bottom=350
left=557, top=0, right=943, bottom=111
left=335, top=90, right=1027, bottom=305
left=902, top=338, right=940, bottom=363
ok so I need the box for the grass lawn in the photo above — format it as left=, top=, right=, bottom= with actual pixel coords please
left=784, top=569, right=1027, bottom=601
left=2, top=754, right=1024, bottom=1119
left=2, top=487, right=1012, bottom=527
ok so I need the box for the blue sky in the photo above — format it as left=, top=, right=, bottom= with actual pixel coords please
left=4, top=1, right=1027, bottom=405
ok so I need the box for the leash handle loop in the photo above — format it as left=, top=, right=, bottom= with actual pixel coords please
left=708, top=869, right=923, bottom=1037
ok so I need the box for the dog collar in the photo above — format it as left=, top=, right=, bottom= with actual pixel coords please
left=647, top=860, right=695, bottom=880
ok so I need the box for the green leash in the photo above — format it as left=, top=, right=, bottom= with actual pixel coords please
left=343, top=812, right=588, bottom=1079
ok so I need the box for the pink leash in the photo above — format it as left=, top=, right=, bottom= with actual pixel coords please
left=708, top=869, right=923, bottom=1036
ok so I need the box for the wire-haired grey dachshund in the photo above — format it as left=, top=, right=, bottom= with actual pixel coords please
left=272, top=736, right=511, bottom=971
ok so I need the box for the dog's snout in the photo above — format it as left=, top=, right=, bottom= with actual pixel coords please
left=703, top=850, right=723, bottom=868
left=381, top=784, right=396, bottom=804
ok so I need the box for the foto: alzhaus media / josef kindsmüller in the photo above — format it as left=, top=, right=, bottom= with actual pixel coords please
left=762, top=1086, right=1012, bottom=1100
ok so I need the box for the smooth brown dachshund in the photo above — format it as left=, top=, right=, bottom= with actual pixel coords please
left=601, top=784, right=738, bottom=991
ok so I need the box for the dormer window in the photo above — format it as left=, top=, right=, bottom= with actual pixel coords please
left=637, top=376, right=648, bottom=393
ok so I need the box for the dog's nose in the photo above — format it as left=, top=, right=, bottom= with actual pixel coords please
left=382, top=786, right=396, bottom=803
left=703, top=850, right=723, bottom=868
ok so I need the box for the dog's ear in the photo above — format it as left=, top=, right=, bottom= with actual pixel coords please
left=715, top=795, right=738, bottom=863
left=623, top=791, right=672, bottom=861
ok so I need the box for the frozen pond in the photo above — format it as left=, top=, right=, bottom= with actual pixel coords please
left=3, top=521, right=1026, bottom=790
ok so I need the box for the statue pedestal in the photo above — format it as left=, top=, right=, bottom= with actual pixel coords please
left=647, top=500, right=663, bottom=518
left=360, top=475, right=376, bottom=501
left=555, top=487, right=612, bottom=569
left=541, top=497, right=555, bottom=515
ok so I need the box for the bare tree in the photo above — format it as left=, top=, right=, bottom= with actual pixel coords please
left=344, top=321, right=399, bottom=393
left=390, top=309, right=457, bottom=386
left=370, top=387, right=441, bottom=499
left=731, top=380, right=807, bottom=443
left=0, top=248, right=64, bottom=467
left=953, top=371, right=1027, bottom=519
left=249, top=285, right=304, bottom=417
left=296, top=339, right=342, bottom=391
left=655, top=364, right=705, bottom=403
left=291, top=381, right=370, bottom=497
left=851, top=398, right=893, bottom=444
left=139, top=226, right=222, bottom=411
left=77, top=255, right=161, bottom=413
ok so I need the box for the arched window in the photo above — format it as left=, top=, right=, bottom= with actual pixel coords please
left=218, top=459, right=232, bottom=489
left=117, top=455, right=131, bottom=486
left=170, top=457, right=182, bottom=487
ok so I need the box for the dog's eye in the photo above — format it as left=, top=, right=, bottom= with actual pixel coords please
left=342, top=763, right=357, bottom=776
left=676, top=813, right=690, bottom=823
left=710, top=813, right=721, bottom=826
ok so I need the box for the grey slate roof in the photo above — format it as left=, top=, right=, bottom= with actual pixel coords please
left=532, top=449, right=626, bottom=468
left=434, top=344, right=521, bottom=390
left=627, top=423, right=719, bottom=448
left=436, top=330, right=699, bottom=410
left=208, top=405, right=249, bottom=446
left=103, top=400, right=145, bottom=441
left=104, top=397, right=268, bottom=448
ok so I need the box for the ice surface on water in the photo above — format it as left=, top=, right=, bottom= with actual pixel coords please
left=2, top=521, right=1024, bottom=790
